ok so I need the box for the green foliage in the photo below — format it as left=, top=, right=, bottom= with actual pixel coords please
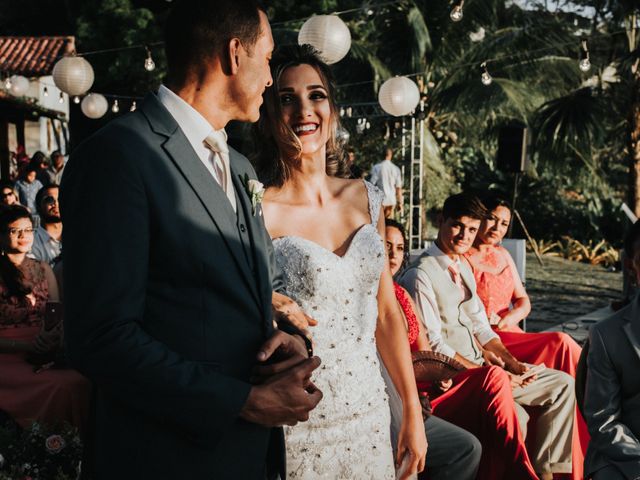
left=0, top=422, right=82, bottom=480
left=74, top=0, right=165, bottom=96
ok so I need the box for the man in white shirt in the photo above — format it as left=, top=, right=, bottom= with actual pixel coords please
left=399, top=193, right=576, bottom=480
left=369, top=147, right=402, bottom=218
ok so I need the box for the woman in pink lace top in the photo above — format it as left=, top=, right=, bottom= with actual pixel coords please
left=465, top=193, right=588, bottom=480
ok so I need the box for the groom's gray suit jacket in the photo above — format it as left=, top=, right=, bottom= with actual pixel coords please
left=584, top=294, right=640, bottom=479
left=61, top=93, right=283, bottom=479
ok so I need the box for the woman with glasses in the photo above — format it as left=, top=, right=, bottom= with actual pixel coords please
left=0, top=204, right=89, bottom=431
left=0, top=180, right=20, bottom=206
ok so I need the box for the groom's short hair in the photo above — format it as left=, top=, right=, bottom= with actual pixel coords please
left=164, top=0, right=266, bottom=87
left=441, top=193, right=490, bottom=222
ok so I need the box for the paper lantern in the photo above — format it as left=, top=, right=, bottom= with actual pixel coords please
left=81, top=93, right=108, bottom=119
left=8, top=75, right=30, bottom=96
left=53, top=55, right=95, bottom=96
left=298, top=15, right=351, bottom=65
left=378, top=76, right=420, bottom=117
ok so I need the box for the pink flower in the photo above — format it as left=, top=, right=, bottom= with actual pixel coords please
left=45, top=434, right=66, bottom=454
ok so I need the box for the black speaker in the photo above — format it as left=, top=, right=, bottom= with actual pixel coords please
left=497, top=123, right=529, bottom=173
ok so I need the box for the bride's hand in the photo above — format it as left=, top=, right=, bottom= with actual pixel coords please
left=272, top=291, right=317, bottom=337
left=396, top=408, right=427, bottom=479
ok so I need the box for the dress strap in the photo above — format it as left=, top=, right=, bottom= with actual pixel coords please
left=363, top=180, right=384, bottom=225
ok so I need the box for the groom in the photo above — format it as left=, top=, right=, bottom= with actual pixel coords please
left=60, top=1, right=321, bottom=478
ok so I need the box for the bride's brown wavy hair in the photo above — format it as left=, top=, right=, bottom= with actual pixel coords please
left=252, top=44, right=349, bottom=187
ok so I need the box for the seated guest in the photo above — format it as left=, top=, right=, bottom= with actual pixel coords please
left=0, top=205, right=89, bottom=431
left=31, top=185, right=62, bottom=266
left=45, top=150, right=66, bottom=186
left=465, top=192, right=588, bottom=480
left=15, top=166, right=43, bottom=213
left=1, top=180, right=20, bottom=206
left=583, top=220, right=640, bottom=480
left=398, top=193, right=576, bottom=480
left=386, top=219, right=537, bottom=480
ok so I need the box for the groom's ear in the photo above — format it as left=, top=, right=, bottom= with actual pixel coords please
left=227, top=38, right=242, bottom=75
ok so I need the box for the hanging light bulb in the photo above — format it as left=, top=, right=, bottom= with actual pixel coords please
left=4, top=76, right=12, bottom=90
left=450, top=1, right=464, bottom=22
left=111, top=99, right=120, bottom=113
left=43, top=86, right=49, bottom=97
left=144, top=47, right=156, bottom=72
left=480, top=62, right=493, bottom=86
left=130, top=100, right=137, bottom=112
left=58, top=92, right=65, bottom=104
left=579, top=39, right=591, bottom=72
left=73, top=95, right=81, bottom=104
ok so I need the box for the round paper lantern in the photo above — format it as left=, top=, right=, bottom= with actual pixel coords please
left=378, top=76, right=420, bottom=117
left=298, top=15, right=351, bottom=64
left=52, top=55, right=95, bottom=96
left=81, top=93, right=108, bottom=119
left=8, top=75, right=30, bottom=96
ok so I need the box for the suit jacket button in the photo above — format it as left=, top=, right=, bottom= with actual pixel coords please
left=240, top=224, right=246, bottom=233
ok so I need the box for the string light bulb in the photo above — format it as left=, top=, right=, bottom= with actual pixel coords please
left=579, top=39, right=591, bottom=72
left=480, top=62, right=492, bottom=86
left=58, top=92, right=64, bottom=104
left=450, top=1, right=464, bottom=22
left=144, top=47, right=156, bottom=72
left=130, top=101, right=137, bottom=112
left=111, top=99, right=120, bottom=113
left=43, top=86, right=49, bottom=97
left=73, top=95, right=81, bottom=104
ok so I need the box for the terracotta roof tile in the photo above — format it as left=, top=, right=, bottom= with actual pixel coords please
left=0, top=36, right=75, bottom=78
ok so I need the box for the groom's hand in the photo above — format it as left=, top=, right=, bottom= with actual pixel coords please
left=272, top=292, right=317, bottom=337
left=251, top=331, right=309, bottom=384
left=240, top=356, right=323, bottom=427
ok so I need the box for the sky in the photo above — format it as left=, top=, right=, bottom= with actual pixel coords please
left=510, top=0, right=596, bottom=17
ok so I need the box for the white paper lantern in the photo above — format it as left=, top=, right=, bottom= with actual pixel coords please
left=378, top=76, right=420, bottom=117
left=81, top=93, right=108, bottom=119
left=298, top=15, right=351, bottom=64
left=8, top=75, right=30, bottom=96
left=52, top=55, right=95, bottom=96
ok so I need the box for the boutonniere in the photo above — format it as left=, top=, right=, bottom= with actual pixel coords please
left=239, top=173, right=265, bottom=216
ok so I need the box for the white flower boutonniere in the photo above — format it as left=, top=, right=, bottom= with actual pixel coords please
left=240, top=173, right=265, bottom=216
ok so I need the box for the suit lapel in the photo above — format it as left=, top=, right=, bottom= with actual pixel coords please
left=140, top=94, right=260, bottom=308
left=230, top=155, right=270, bottom=317
left=623, top=295, right=640, bottom=363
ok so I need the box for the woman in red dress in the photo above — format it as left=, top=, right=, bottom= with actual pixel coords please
left=464, top=193, right=588, bottom=480
left=0, top=205, right=89, bottom=431
left=386, top=219, right=538, bottom=480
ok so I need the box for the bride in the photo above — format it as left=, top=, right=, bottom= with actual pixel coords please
left=254, top=45, right=427, bottom=479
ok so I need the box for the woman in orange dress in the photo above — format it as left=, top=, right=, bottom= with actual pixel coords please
left=0, top=204, right=89, bottom=431
left=386, top=219, right=538, bottom=480
left=465, top=193, right=588, bottom=480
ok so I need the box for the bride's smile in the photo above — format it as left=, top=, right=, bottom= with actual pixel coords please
left=278, top=64, right=332, bottom=158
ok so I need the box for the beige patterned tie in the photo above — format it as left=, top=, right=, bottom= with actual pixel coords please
left=204, top=130, right=236, bottom=212
left=448, top=262, right=470, bottom=301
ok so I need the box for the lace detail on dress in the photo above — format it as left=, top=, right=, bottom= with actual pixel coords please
left=465, top=247, right=515, bottom=318
left=394, top=282, right=419, bottom=351
left=273, top=182, right=394, bottom=479
left=0, top=258, right=49, bottom=329
left=363, top=180, right=384, bottom=225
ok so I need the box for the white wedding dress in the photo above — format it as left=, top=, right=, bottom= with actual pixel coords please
left=272, top=181, right=395, bottom=479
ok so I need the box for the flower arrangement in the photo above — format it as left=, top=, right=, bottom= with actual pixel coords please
left=0, top=421, right=82, bottom=480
